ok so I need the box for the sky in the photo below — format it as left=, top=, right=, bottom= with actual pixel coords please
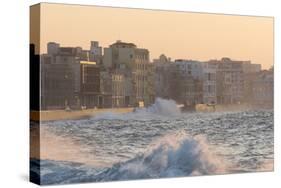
left=31, top=3, right=274, bottom=69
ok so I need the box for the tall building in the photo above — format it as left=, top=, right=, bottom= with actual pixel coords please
left=154, top=54, right=173, bottom=99
left=242, top=61, right=262, bottom=104
left=252, top=69, right=273, bottom=106
left=103, top=40, right=152, bottom=106
left=111, top=73, right=125, bottom=107
left=47, top=42, right=60, bottom=55
left=99, top=71, right=126, bottom=108
left=89, top=41, right=103, bottom=65
left=209, top=58, right=244, bottom=104
left=155, top=57, right=205, bottom=106
left=202, top=62, right=217, bottom=104
left=100, top=71, right=113, bottom=108
left=80, top=61, right=101, bottom=108
left=174, top=59, right=204, bottom=105
left=41, top=44, right=81, bottom=109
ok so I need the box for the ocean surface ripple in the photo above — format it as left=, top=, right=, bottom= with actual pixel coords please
left=31, top=99, right=274, bottom=185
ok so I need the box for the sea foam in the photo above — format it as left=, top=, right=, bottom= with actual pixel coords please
left=35, top=133, right=227, bottom=184
left=92, top=98, right=181, bottom=120
left=92, top=133, right=226, bottom=181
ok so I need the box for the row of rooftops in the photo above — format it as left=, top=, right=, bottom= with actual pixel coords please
left=36, top=40, right=265, bottom=71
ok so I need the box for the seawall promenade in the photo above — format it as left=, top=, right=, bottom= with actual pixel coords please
left=30, top=107, right=134, bottom=121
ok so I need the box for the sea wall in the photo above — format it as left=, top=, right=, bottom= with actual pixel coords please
left=195, top=103, right=271, bottom=112
left=30, top=108, right=134, bottom=121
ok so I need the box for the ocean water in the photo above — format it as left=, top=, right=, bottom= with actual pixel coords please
left=31, top=98, right=274, bottom=185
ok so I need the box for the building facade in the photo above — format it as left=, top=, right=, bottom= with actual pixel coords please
left=40, top=41, right=269, bottom=110
left=174, top=59, right=204, bottom=105
left=41, top=45, right=81, bottom=110
left=202, top=62, right=217, bottom=104
left=208, top=58, right=244, bottom=104
left=242, top=61, right=262, bottom=104
left=80, top=61, right=101, bottom=108
left=89, top=41, right=103, bottom=65
left=103, top=40, right=153, bottom=107
left=252, top=69, right=273, bottom=106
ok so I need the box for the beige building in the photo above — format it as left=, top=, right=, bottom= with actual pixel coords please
left=209, top=58, right=244, bottom=104
left=103, top=40, right=152, bottom=107
left=202, top=62, right=217, bottom=104
left=242, top=61, right=262, bottom=104
left=112, top=73, right=125, bottom=107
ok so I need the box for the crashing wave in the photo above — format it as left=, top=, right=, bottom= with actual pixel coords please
left=35, top=133, right=227, bottom=184
left=92, top=98, right=181, bottom=120
left=92, top=133, right=226, bottom=181
left=135, top=98, right=181, bottom=116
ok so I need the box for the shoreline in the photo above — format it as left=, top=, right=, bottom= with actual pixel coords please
left=30, top=103, right=272, bottom=122
left=30, top=107, right=134, bottom=121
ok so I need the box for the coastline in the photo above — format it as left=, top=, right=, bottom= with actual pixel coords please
left=30, top=103, right=272, bottom=122
left=30, top=107, right=134, bottom=121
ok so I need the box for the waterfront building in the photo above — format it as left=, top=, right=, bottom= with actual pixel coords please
left=155, top=57, right=205, bottom=106
left=41, top=60, right=80, bottom=110
left=242, top=61, right=261, bottom=73
left=99, top=71, right=126, bottom=108
left=154, top=54, right=173, bottom=99
left=252, top=69, right=273, bottom=106
left=146, top=63, right=156, bottom=105
left=202, top=62, right=217, bottom=104
left=242, top=61, right=262, bottom=104
left=112, top=73, right=125, bottom=107
left=208, top=58, right=244, bottom=104
left=89, top=41, right=103, bottom=65
left=41, top=45, right=81, bottom=109
left=174, top=59, right=204, bottom=105
left=103, top=40, right=152, bottom=106
left=80, top=61, right=101, bottom=108
left=100, top=71, right=113, bottom=108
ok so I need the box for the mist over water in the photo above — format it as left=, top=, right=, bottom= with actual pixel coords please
left=32, top=98, right=274, bottom=185
left=91, top=98, right=181, bottom=121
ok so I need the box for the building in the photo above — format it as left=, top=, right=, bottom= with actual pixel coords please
left=89, top=41, right=103, bottom=65
left=112, top=73, right=125, bottom=107
left=174, top=59, right=204, bottom=105
left=42, top=42, right=103, bottom=110
left=202, top=62, right=217, bottom=104
left=242, top=61, right=262, bottom=104
left=100, top=71, right=113, bottom=108
left=146, top=63, right=156, bottom=105
left=80, top=61, right=101, bottom=108
left=99, top=71, right=126, bottom=108
left=208, top=58, right=244, bottom=104
left=252, top=69, right=273, bottom=106
left=103, top=40, right=152, bottom=107
left=242, top=61, right=261, bottom=73
left=155, top=57, right=205, bottom=106
left=41, top=45, right=81, bottom=109
left=154, top=54, right=173, bottom=99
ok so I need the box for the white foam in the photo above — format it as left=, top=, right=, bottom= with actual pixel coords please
left=92, top=133, right=227, bottom=181
left=92, top=98, right=181, bottom=120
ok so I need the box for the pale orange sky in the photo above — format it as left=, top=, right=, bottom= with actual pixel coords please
left=36, top=3, right=274, bottom=69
